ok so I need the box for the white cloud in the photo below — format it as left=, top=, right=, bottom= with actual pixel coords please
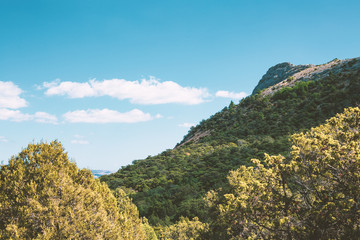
left=0, top=81, right=28, bottom=109
left=43, top=77, right=210, bottom=105
left=71, top=139, right=89, bottom=145
left=0, top=108, right=58, bottom=124
left=0, top=81, right=58, bottom=124
left=178, top=123, right=196, bottom=128
left=0, top=109, right=32, bottom=122
left=33, top=112, right=58, bottom=124
left=45, top=81, right=96, bottom=98
left=63, top=108, right=155, bottom=123
left=42, top=78, right=61, bottom=89
left=71, top=134, right=90, bottom=144
left=215, top=90, right=248, bottom=100
left=0, top=136, right=8, bottom=142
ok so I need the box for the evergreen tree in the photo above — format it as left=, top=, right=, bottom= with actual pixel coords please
left=206, top=107, right=360, bottom=239
left=101, top=69, right=360, bottom=226
left=0, top=141, right=157, bottom=240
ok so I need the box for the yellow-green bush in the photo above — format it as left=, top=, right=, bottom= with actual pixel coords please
left=0, top=141, right=157, bottom=240
left=206, top=107, right=360, bottom=239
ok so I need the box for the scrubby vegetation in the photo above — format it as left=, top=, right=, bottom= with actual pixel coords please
left=2, top=106, right=359, bottom=239
left=101, top=69, right=360, bottom=228
left=204, top=107, right=360, bottom=239
left=2, top=61, right=360, bottom=239
left=0, top=141, right=157, bottom=240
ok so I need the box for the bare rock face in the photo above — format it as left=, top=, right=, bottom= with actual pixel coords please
left=252, top=62, right=313, bottom=94
left=258, top=57, right=360, bottom=97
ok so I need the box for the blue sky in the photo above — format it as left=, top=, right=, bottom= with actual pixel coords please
left=0, top=0, right=359, bottom=170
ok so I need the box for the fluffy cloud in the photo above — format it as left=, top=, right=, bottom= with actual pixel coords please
left=0, top=81, right=28, bottom=109
left=0, top=109, right=31, bottom=122
left=178, top=123, right=195, bottom=128
left=0, top=81, right=57, bottom=124
left=215, top=90, right=248, bottom=100
left=44, top=80, right=96, bottom=98
left=63, top=108, right=155, bottom=123
left=43, top=77, right=210, bottom=105
left=0, top=109, right=58, bottom=124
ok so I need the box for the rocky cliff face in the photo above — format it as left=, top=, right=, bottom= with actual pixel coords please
left=258, top=57, right=360, bottom=97
left=252, top=62, right=313, bottom=94
left=252, top=57, right=360, bottom=95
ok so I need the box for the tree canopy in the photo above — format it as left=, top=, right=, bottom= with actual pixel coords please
left=0, top=141, right=157, bottom=240
left=205, top=107, right=360, bottom=239
left=101, top=69, right=360, bottom=226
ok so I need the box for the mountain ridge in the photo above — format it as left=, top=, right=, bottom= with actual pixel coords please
left=252, top=57, right=360, bottom=95
left=251, top=62, right=312, bottom=95
left=180, top=57, right=360, bottom=146
left=101, top=57, right=360, bottom=226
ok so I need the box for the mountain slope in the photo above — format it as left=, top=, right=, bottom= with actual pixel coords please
left=251, top=57, right=360, bottom=95
left=251, top=62, right=312, bottom=95
left=100, top=57, right=360, bottom=226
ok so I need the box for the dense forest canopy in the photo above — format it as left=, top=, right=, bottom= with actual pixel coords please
left=101, top=65, right=360, bottom=227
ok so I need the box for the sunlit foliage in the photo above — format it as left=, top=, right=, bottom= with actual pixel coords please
left=0, top=141, right=157, bottom=240
left=101, top=69, right=360, bottom=226
left=206, top=107, right=360, bottom=239
left=160, top=217, right=209, bottom=240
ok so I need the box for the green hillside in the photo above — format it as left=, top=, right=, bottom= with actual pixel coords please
left=100, top=60, right=360, bottom=227
left=203, top=107, right=360, bottom=239
left=1, top=58, right=359, bottom=239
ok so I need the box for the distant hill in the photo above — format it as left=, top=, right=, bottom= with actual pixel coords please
left=100, top=57, right=360, bottom=226
left=91, top=169, right=115, bottom=178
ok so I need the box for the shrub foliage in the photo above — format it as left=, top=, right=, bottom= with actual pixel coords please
left=205, top=107, right=360, bottom=239
left=0, top=141, right=157, bottom=240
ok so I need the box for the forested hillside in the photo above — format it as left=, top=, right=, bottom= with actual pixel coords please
left=203, top=107, right=360, bottom=239
left=1, top=58, right=359, bottom=239
left=101, top=58, right=360, bottom=228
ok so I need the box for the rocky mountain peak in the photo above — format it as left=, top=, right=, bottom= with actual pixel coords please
left=257, top=57, right=360, bottom=97
left=252, top=62, right=313, bottom=94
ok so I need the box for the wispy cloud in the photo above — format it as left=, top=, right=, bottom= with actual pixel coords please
left=43, top=77, right=210, bottom=105
left=74, top=134, right=84, bottom=139
left=0, top=81, right=28, bottom=109
left=178, top=123, right=195, bottom=128
left=71, top=139, right=90, bottom=145
left=0, top=109, right=58, bottom=124
left=33, top=112, right=58, bottom=124
left=63, top=108, right=156, bottom=123
left=70, top=134, right=90, bottom=144
left=155, top=114, right=163, bottom=119
left=0, top=136, right=8, bottom=142
left=215, top=90, right=248, bottom=100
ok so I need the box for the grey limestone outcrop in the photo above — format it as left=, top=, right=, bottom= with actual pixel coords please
left=252, top=62, right=313, bottom=94
left=252, top=57, right=360, bottom=96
